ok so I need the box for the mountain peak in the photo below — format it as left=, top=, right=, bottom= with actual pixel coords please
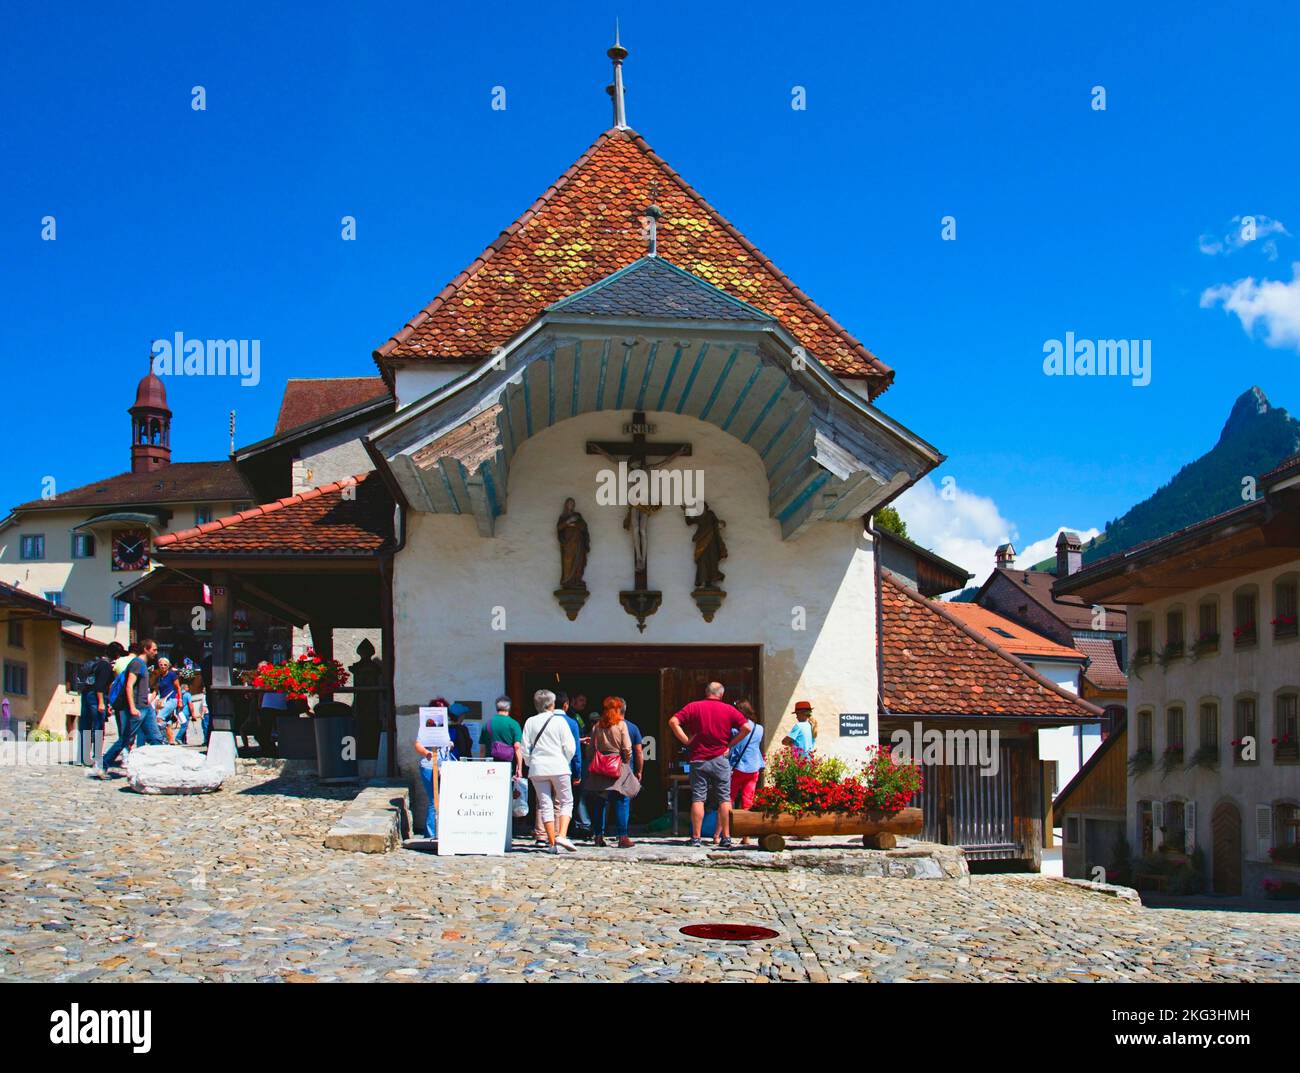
left=1219, top=386, right=1272, bottom=444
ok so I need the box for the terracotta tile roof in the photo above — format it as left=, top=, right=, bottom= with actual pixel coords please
left=62, top=627, right=108, bottom=651
left=274, top=377, right=390, bottom=436
left=1075, top=636, right=1128, bottom=691
left=375, top=127, right=893, bottom=392
left=549, top=256, right=775, bottom=322
left=983, top=567, right=1127, bottom=632
left=10, top=462, right=251, bottom=514
left=0, top=581, right=92, bottom=625
left=154, top=473, right=394, bottom=557
left=942, top=602, right=1085, bottom=662
left=880, top=575, right=1102, bottom=720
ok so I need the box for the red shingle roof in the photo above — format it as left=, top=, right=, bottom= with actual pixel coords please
left=983, top=567, right=1127, bottom=632
left=942, top=602, right=1085, bottom=661
left=375, top=127, right=893, bottom=391
left=154, top=473, right=393, bottom=557
left=0, top=581, right=92, bottom=625
left=10, top=462, right=251, bottom=514
left=1075, top=636, right=1128, bottom=691
left=274, top=378, right=390, bottom=436
left=881, top=575, right=1101, bottom=720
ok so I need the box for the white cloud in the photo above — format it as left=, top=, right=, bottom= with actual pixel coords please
left=1199, top=214, right=1289, bottom=261
left=1200, top=261, right=1300, bottom=351
left=892, top=477, right=1101, bottom=589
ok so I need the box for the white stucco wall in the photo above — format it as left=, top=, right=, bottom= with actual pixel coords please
left=1126, top=559, right=1300, bottom=892
left=1025, top=658, right=1096, bottom=799
left=391, top=410, right=879, bottom=818
left=291, top=425, right=379, bottom=494
left=393, top=365, right=475, bottom=411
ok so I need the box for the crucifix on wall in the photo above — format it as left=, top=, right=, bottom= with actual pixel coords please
left=587, top=411, right=691, bottom=629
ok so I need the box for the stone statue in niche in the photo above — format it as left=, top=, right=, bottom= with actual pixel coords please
left=557, top=497, right=590, bottom=589
left=554, top=497, right=591, bottom=621
left=685, top=502, right=728, bottom=622
left=685, top=502, right=727, bottom=588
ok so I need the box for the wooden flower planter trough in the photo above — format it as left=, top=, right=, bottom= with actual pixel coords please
left=730, top=807, right=923, bottom=853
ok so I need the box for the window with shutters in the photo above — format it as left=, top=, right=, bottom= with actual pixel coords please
left=1233, top=587, right=1258, bottom=647
left=3, top=660, right=28, bottom=696
left=1274, top=576, right=1299, bottom=640
left=1164, top=800, right=1186, bottom=853
left=1138, top=800, right=1154, bottom=856
left=1275, top=692, right=1299, bottom=763
left=1234, top=696, right=1258, bottom=764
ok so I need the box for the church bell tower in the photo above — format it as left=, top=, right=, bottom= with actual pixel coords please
left=129, top=349, right=172, bottom=473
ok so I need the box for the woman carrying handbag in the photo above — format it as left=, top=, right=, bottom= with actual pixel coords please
left=583, top=696, right=640, bottom=848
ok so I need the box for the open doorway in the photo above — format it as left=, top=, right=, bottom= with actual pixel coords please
left=506, top=643, right=762, bottom=832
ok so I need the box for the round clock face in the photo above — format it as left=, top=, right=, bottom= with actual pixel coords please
left=111, top=529, right=150, bottom=571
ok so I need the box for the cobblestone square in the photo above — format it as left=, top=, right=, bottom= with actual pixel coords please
left=3, top=761, right=1297, bottom=983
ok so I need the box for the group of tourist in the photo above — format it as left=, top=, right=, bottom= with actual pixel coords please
left=414, top=678, right=820, bottom=853
left=74, top=638, right=210, bottom=777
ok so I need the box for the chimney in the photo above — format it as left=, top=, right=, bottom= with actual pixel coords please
left=1055, top=531, right=1082, bottom=577
left=995, top=543, right=1016, bottom=570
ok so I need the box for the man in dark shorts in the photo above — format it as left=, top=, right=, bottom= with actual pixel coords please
left=669, top=681, right=752, bottom=848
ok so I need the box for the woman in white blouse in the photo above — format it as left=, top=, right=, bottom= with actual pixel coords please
left=521, top=689, right=577, bottom=854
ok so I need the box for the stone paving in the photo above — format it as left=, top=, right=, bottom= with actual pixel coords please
left=2, top=759, right=1298, bottom=982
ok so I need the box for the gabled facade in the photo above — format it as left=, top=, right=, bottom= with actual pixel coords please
left=1058, top=453, right=1300, bottom=896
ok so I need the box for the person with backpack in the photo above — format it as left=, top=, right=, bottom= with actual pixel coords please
left=75, top=642, right=121, bottom=768
left=100, top=638, right=158, bottom=776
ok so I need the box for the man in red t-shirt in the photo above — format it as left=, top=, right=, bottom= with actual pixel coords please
left=669, top=682, right=752, bottom=847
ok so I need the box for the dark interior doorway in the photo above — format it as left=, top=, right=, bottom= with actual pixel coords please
left=506, top=644, right=762, bottom=832
left=523, top=670, right=661, bottom=824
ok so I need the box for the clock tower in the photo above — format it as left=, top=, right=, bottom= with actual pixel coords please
left=129, top=351, right=172, bottom=473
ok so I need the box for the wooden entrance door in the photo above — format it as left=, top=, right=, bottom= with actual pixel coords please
left=659, top=664, right=758, bottom=770
left=1211, top=801, right=1242, bottom=895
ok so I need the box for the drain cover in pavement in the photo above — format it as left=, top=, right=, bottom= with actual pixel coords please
left=679, top=923, right=779, bottom=941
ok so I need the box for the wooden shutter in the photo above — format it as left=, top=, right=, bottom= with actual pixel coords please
left=1184, top=800, right=1196, bottom=854
left=1256, top=804, right=1273, bottom=857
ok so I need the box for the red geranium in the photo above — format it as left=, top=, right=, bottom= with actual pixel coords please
left=250, top=649, right=350, bottom=702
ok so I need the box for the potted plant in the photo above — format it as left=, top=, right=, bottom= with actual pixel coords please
left=1233, top=621, right=1257, bottom=647
left=1273, top=613, right=1298, bottom=640
left=1192, top=631, right=1219, bottom=656
left=1263, top=878, right=1300, bottom=900
left=1187, top=743, right=1219, bottom=770
left=1157, top=641, right=1184, bottom=667
left=1127, top=748, right=1153, bottom=775
left=731, top=746, right=923, bottom=850
left=1131, top=647, right=1154, bottom=669
left=251, top=651, right=355, bottom=781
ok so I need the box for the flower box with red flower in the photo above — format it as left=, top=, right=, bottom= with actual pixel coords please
left=1232, top=622, right=1257, bottom=647
left=250, top=650, right=351, bottom=704
left=1272, top=734, right=1299, bottom=763
left=1273, top=613, right=1298, bottom=640
left=731, top=746, right=923, bottom=850
left=1192, top=631, right=1219, bottom=656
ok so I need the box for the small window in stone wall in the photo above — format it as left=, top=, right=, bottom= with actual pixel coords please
left=1134, top=619, right=1153, bottom=662
left=1164, top=800, right=1186, bottom=853
left=1196, top=600, right=1219, bottom=652
left=1234, top=590, right=1258, bottom=646
left=7, top=619, right=22, bottom=648
left=1066, top=816, right=1080, bottom=845
left=1164, top=609, right=1184, bottom=658
left=1276, top=693, right=1299, bottom=763
left=1274, top=579, right=1298, bottom=640
left=1234, top=697, right=1258, bottom=763
left=1138, top=709, right=1153, bottom=751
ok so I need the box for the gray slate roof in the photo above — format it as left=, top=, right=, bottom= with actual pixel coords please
left=547, top=257, right=776, bottom=323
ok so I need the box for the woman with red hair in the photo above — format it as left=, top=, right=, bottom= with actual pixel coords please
left=583, top=696, right=636, bottom=847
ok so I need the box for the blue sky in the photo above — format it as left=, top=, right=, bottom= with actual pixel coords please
left=3, top=2, right=1297, bottom=576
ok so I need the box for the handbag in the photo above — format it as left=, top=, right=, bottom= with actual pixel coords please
left=589, top=750, right=621, bottom=778
left=729, top=723, right=758, bottom=769
left=511, top=775, right=530, bottom=818
left=489, top=715, right=517, bottom=762
left=611, top=764, right=642, bottom=799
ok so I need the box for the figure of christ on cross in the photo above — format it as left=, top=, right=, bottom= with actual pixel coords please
left=586, top=411, right=692, bottom=589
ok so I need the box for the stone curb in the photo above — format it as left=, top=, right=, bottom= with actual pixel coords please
left=323, top=779, right=411, bottom=853
left=1055, top=876, right=1143, bottom=902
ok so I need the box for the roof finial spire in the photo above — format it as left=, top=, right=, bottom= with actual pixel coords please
left=606, top=20, right=629, bottom=130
